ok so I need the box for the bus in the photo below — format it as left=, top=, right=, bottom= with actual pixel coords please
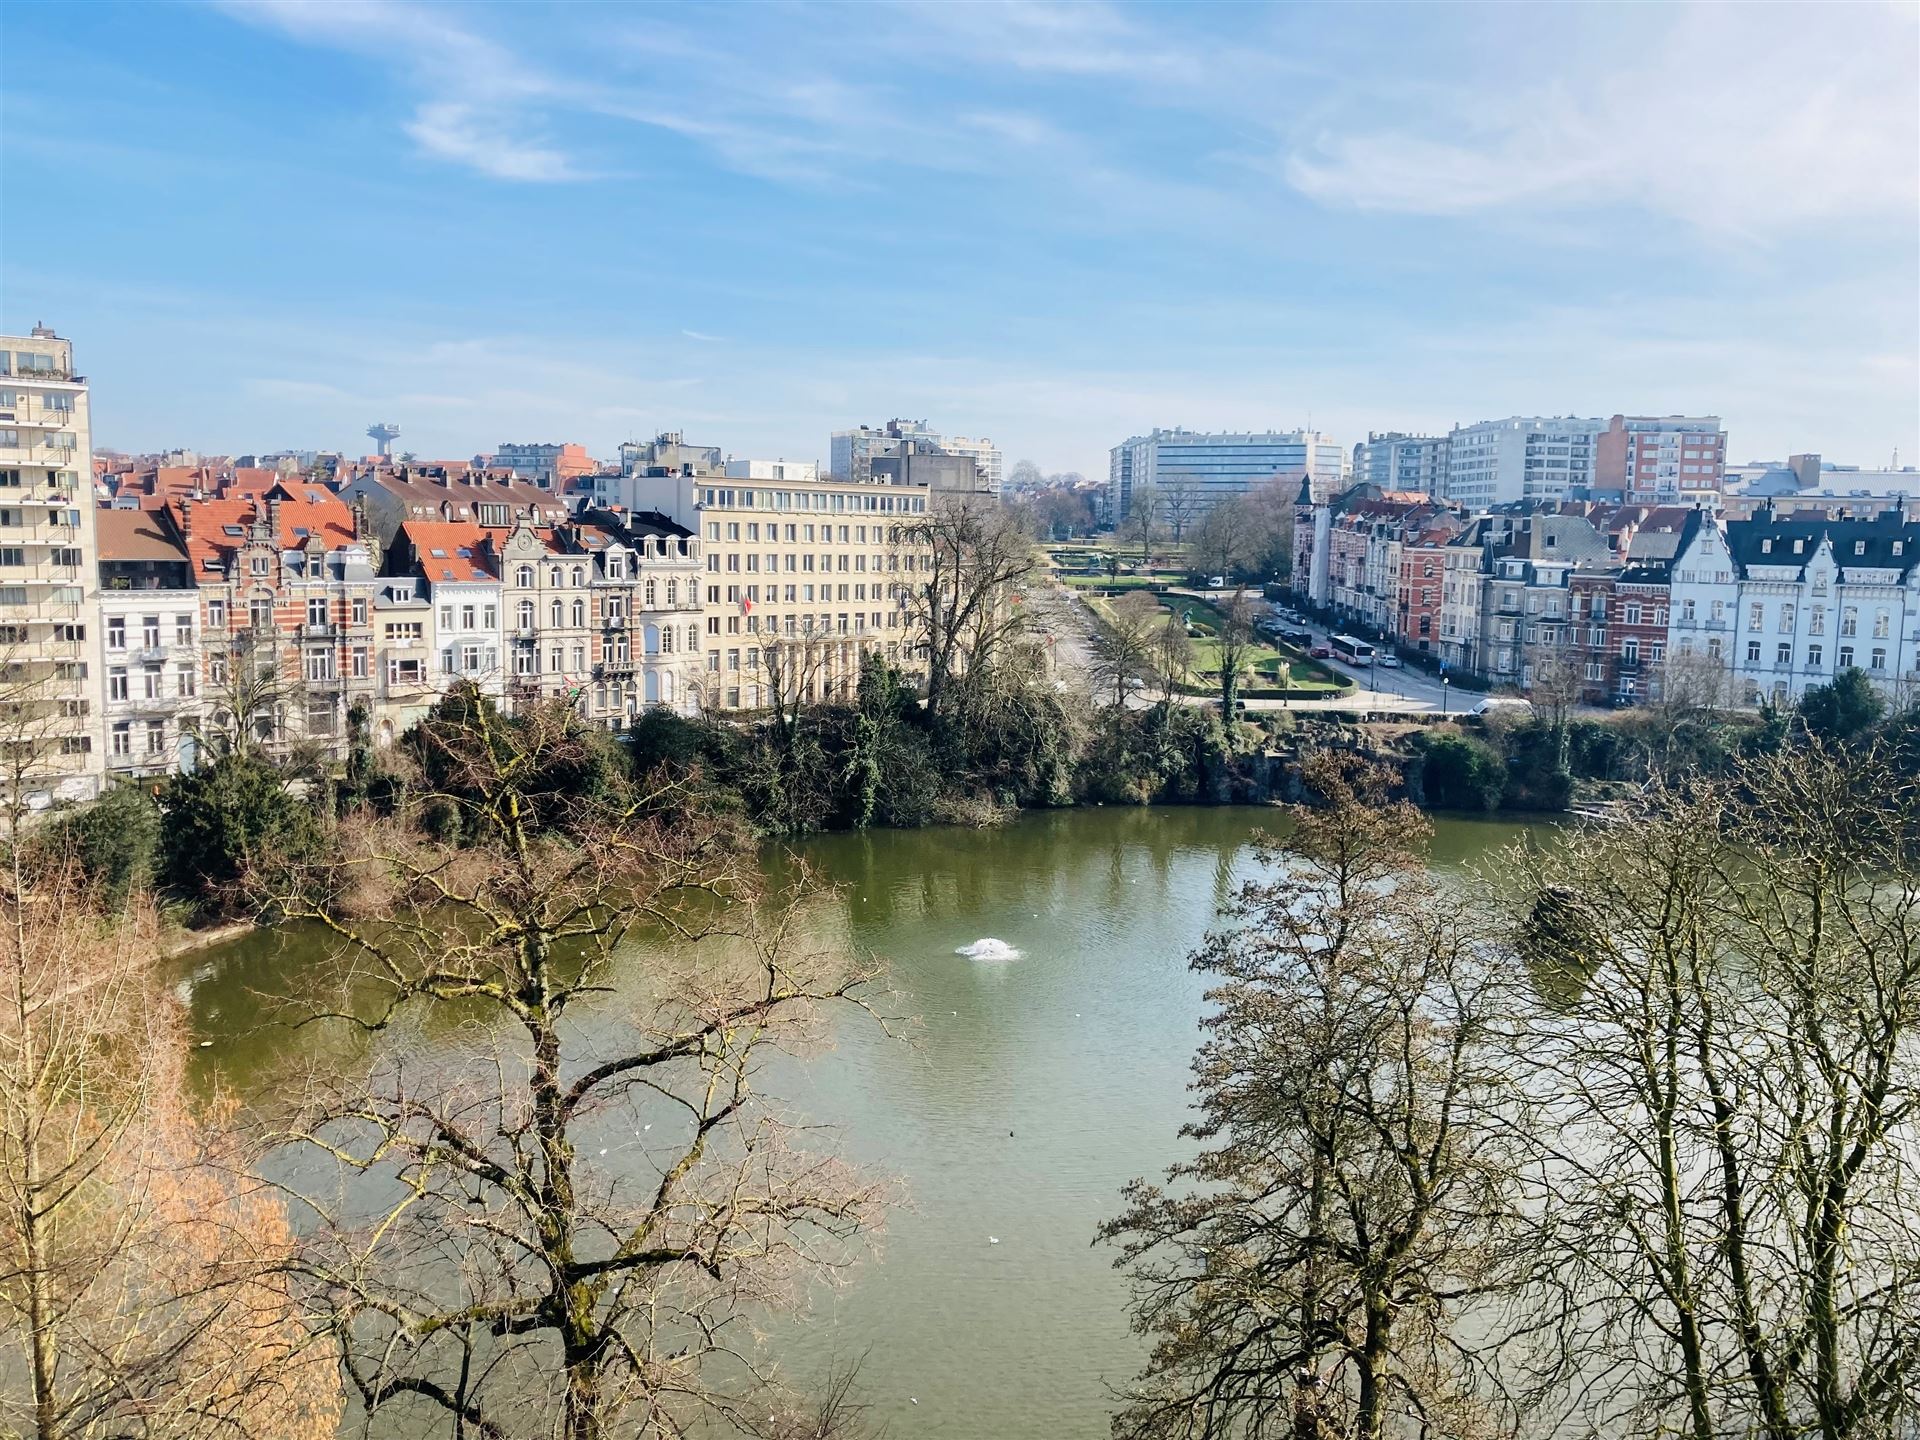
left=1329, top=634, right=1375, bottom=666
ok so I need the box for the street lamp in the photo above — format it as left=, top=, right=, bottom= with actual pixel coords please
left=1440, top=672, right=1450, bottom=715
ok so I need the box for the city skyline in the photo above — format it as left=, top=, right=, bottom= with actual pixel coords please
left=5, top=1, right=1916, bottom=475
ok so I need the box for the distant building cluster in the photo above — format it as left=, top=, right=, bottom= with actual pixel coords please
left=0, top=327, right=999, bottom=816
left=830, top=419, right=1002, bottom=493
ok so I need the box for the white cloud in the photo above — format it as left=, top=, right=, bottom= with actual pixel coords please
left=1282, top=4, right=1920, bottom=235
left=404, top=102, right=582, bottom=183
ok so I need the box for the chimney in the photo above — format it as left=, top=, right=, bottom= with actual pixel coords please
left=177, top=497, right=192, bottom=542
left=266, top=495, right=282, bottom=541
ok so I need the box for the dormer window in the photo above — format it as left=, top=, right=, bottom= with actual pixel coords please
left=1855, top=540, right=1867, bottom=555
left=1761, top=538, right=1772, bottom=554
left=1793, top=539, right=1804, bottom=554
left=1895, top=541, right=1905, bottom=557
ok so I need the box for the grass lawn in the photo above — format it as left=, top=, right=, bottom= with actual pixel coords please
left=1088, top=593, right=1350, bottom=695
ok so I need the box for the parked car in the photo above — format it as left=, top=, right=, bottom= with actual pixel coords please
left=1206, top=575, right=1226, bottom=589
left=1309, top=644, right=1332, bottom=659
left=1471, top=697, right=1534, bottom=716
left=1377, top=654, right=1402, bottom=669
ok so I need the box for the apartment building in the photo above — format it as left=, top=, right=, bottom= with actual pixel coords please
left=1443, top=417, right=1601, bottom=508
left=388, top=521, right=506, bottom=700
left=1668, top=509, right=1920, bottom=709
left=1353, top=432, right=1449, bottom=495
left=491, top=442, right=594, bottom=490
left=1594, top=415, right=1726, bottom=502
left=96, top=508, right=201, bottom=779
left=1438, top=511, right=1612, bottom=685
left=568, top=509, right=704, bottom=721
left=368, top=576, right=439, bottom=742
left=832, top=420, right=1002, bottom=493
left=0, top=327, right=104, bottom=810
left=610, top=467, right=941, bottom=709
left=171, top=488, right=380, bottom=756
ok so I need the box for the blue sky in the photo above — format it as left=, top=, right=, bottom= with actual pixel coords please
left=5, top=1, right=1916, bottom=477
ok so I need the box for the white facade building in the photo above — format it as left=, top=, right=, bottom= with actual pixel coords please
left=1443, top=417, right=1602, bottom=508
left=830, top=421, right=1001, bottom=493
left=725, top=458, right=820, bottom=484
left=1666, top=510, right=1920, bottom=709
left=0, top=327, right=105, bottom=811
left=1353, top=432, right=1449, bottom=494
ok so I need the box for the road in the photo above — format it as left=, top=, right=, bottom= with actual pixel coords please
left=1045, top=581, right=1476, bottom=717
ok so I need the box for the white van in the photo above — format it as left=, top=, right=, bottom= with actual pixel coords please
left=1471, top=697, right=1534, bottom=717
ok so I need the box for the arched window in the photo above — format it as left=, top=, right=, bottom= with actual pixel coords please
left=549, top=600, right=562, bottom=627
left=549, top=567, right=561, bottom=587
left=643, top=623, right=660, bottom=655
left=517, top=599, right=534, bottom=631
left=571, top=599, right=585, bottom=627
left=572, top=566, right=585, bottom=588
left=687, top=623, right=699, bottom=651
left=517, top=565, right=534, bottom=588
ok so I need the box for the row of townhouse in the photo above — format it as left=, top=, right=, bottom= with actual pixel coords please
left=1290, top=475, right=1920, bottom=710
left=92, top=481, right=708, bottom=783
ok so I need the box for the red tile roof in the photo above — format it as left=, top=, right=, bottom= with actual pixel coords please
left=396, top=520, right=500, bottom=582
left=167, top=492, right=358, bottom=577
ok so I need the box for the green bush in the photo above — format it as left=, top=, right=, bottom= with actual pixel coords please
left=158, top=752, right=320, bottom=917
left=39, top=783, right=161, bottom=910
left=1409, top=731, right=1505, bottom=812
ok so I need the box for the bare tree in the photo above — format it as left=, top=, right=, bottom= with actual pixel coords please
left=1187, top=498, right=1255, bottom=584
left=0, top=845, right=337, bottom=1440
left=269, top=695, right=889, bottom=1440
left=904, top=498, right=1040, bottom=721
left=1505, top=740, right=1920, bottom=1439
left=1126, top=484, right=1164, bottom=567
left=758, top=630, right=835, bottom=744
left=1150, top=605, right=1195, bottom=705
left=1104, top=756, right=1527, bottom=1440
left=0, top=647, right=89, bottom=836
left=1160, top=484, right=1204, bottom=548
left=1090, top=592, right=1161, bottom=708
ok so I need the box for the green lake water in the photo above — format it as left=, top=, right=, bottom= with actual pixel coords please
left=178, top=805, right=1539, bottom=1438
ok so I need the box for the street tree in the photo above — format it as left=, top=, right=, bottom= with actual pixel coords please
left=1160, top=484, right=1204, bottom=547
left=1091, top=592, right=1162, bottom=708
left=269, top=695, right=889, bottom=1440
left=1104, top=755, right=1527, bottom=1440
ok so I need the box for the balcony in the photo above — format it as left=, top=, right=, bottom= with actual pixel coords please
left=301, top=621, right=338, bottom=640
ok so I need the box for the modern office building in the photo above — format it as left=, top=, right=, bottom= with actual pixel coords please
left=1106, top=428, right=1346, bottom=521
left=1442, top=417, right=1603, bottom=508
left=831, top=421, right=1002, bottom=493
left=1353, top=432, right=1449, bottom=495
left=0, top=327, right=105, bottom=814
left=1593, top=415, right=1725, bottom=501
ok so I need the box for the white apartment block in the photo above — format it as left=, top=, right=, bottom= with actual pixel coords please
left=1353, top=432, right=1449, bottom=494
left=1667, top=511, right=1920, bottom=709
left=1107, top=428, right=1346, bottom=521
left=0, top=327, right=105, bottom=812
left=725, top=458, right=819, bottom=483
left=96, top=509, right=201, bottom=779
left=1443, top=417, right=1601, bottom=508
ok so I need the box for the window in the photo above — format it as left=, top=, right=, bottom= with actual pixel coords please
left=110, top=723, right=131, bottom=757
left=176, top=663, right=196, bottom=697
left=108, top=669, right=128, bottom=701
left=307, top=597, right=328, bottom=627
left=518, top=565, right=534, bottom=588
left=1778, top=643, right=1792, bottom=665
left=208, top=599, right=226, bottom=628
left=461, top=605, right=476, bottom=630
left=1780, top=604, right=1795, bottom=632
left=351, top=647, right=369, bottom=679
left=1747, top=640, right=1761, bottom=663
left=304, top=650, right=335, bottom=682
left=1872, top=648, right=1887, bottom=671
left=1809, top=644, right=1823, bottom=669
left=1841, top=608, right=1857, bottom=637
left=518, top=600, right=534, bottom=631
left=250, top=556, right=270, bottom=576
left=146, top=721, right=164, bottom=755
left=175, top=613, right=192, bottom=643
left=1839, top=646, right=1854, bottom=669
left=1748, top=602, right=1763, bottom=631
left=351, top=598, right=367, bottom=625
left=1682, top=599, right=1696, bottom=621
left=107, top=616, right=126, bottom=649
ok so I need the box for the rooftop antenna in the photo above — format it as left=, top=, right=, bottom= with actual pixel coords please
left=367, top=422, right=401, bottom=459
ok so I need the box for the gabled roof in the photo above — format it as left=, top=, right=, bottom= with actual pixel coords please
left=1725, top=513, right=1920, bottom=578
left=95, top=507, right=189, bottom=564
left=167, top=492, right=358, bottom=576
left=394, top=520, right=500, bottom=583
